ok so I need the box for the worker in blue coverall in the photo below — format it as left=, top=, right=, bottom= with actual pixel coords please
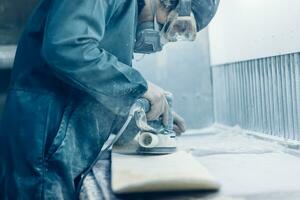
left=0, top=0, right=219, bottom=199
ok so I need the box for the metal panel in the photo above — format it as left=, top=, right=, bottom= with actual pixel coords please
left=213, top=53, right=300, bottom=141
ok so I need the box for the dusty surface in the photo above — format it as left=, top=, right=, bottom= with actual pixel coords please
left=81, top=126, right=300, bottom=200
left=178, top=126, right=300, bottom=200
left=111, top=151, right=220, bottom=194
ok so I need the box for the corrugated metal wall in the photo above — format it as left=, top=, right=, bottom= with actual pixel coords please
left=213, top=53, right=300, bottom=141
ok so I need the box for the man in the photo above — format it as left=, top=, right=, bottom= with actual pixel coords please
left=0, top=0, right=219, bottom=199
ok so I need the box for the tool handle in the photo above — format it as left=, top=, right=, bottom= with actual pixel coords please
left=136, top=98, right=151, bottom=113
left=136, top=93, right=173, bottom=115
left=136, top=93, right=175, bottom=133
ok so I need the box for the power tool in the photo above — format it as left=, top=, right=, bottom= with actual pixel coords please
left=133, top=94, right=177, bottom=154
left=76, top=93, right=177, bottom=196
left=105, top=93, right=177, bottom=155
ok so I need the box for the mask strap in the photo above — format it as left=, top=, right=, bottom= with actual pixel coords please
left=150, top=0, right=158, bottom=16
left=150, top=0, right=162, bottom=31
left=154, top=14, right=161, bottom=31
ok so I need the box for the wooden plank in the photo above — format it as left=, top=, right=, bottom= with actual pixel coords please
left=111, top=151, right=221, bottom=194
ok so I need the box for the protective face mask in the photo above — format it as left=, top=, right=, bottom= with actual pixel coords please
left=134, top=0, right=197, bottom=54
left=134, top=0, right=162, bottom=54
left=134, top=21, right=162, bottom=54
left=160, top=10, right=197, bottom=44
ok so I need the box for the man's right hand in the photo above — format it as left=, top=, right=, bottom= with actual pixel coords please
left=143, top=81, right=169, bottom=126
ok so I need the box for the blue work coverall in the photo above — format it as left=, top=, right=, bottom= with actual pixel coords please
left=0, top=0, right=147, bottom=199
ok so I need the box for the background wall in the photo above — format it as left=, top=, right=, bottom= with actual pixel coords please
left=212, top=54, right=300, bottom=140
left=209, top=0, right=300, bottom=65
left=135, top=30, right=214, bottom=129
left=0, top=0, right=38, bottom=44
left=209, top=0, right=300, bottom=140
left=0, top=0, right=38, bottom=116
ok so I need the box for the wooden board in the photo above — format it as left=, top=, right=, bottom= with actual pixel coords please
left=111, top=150, right=221, bottom=194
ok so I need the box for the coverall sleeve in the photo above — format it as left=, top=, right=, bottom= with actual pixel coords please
left=42, top=0, right=148, bottom=116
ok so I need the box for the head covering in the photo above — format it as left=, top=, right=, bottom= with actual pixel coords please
left=138, top=0, right=220, bottom=31
left=192, top=0, right=220, bottom=31
left=161, top=0, right=220, bottom=31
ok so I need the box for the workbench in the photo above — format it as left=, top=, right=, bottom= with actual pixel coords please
left=80, top=126, right=300, bottom=200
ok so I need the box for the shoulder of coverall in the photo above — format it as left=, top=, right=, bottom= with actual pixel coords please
left=101, top=0, right=139, bottom=26
left=48, top=0, right=131, bottom=24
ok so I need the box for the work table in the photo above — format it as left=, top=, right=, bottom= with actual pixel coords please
left=81, top=125, right=300, bottom=200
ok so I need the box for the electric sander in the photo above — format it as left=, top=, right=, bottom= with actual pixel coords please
left=109, top=92, right=177, bottom=155
left=134, top=93, right=177, bottom=154
left=76, top=93, right=177, bottom=196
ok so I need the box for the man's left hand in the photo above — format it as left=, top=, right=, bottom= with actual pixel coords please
left=172, top=111, right=186, bottom=136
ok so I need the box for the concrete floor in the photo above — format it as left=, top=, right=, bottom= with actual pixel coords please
left=81, top=125, right=300, bottom=200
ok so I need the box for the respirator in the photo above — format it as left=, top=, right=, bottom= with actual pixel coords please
left=134, top=0, right=197, bottom=54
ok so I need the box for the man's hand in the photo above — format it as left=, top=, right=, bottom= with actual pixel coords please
left=173, top=111, right=186, bottom=136
left=143, top=81, right=169, bottom=126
